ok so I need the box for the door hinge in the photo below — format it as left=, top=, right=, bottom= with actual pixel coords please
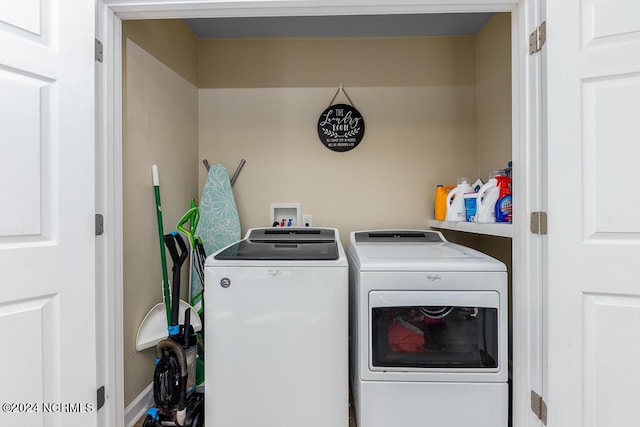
left=529, top=21, right=547, bottom=55
left=95, top=38, right=103, bottom=63
left=95, top=214, right=104, bottom=236
left=530, top=211, right=548, bottom=235
left=531, top=390, right=548, bottom=424
left=96, top=386, right=105, bottom=411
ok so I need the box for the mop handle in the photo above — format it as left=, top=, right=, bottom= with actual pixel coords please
left=152, top=165, right=172, bottom=326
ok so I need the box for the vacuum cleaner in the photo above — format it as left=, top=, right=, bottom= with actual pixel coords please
left=143, top=232, right=204, bottom=427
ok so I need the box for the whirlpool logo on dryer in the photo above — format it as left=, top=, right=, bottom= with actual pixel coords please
left=426, top=274, right=442, bottom=282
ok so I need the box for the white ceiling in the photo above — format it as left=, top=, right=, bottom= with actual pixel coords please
left=184, top=13, right=495, bottom=38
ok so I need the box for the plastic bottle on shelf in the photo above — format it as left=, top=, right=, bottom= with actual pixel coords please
left=445, top=177, right=474, bottom=222
left=475, top=173, right=501, bottom=223
left=464, top=192, right=477, bottom=222
left=495, top=175, right=512, bottom=223
left=434, top=184, right=455, bottom=221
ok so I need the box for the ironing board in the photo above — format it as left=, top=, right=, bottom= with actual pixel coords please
left=191, top=164, right=241, bottom=312
left=190, top=163, right=241, bottom=387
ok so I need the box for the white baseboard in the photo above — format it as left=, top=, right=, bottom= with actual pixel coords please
left=124, top=382, right=153, bottom=427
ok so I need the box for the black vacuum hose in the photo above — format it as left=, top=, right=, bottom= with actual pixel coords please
left=155, top=339, right=188, bottom=425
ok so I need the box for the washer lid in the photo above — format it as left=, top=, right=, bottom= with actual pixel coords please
left=214, top=227, right=339, bottom=261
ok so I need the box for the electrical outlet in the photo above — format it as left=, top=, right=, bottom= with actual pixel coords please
left=302, top=214, right=313, bottom=227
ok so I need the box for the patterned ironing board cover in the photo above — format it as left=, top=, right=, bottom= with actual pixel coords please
left=190, top=164, right=241, bottom=312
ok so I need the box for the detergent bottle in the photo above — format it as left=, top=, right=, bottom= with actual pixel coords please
left=445, top=177, right=474, bottom=221
left=475, top=175, right=500, bottom=223
left=434, top=184, right=455, bottom=220
left=495, top=175, right=513, bottom=223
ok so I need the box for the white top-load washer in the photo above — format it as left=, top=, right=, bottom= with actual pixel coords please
left=205, top=227, right=348, bottom=427
left=348, top=230, right=508, bottom=427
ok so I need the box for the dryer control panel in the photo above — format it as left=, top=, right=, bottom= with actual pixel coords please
left=354, top=230, right=444, bottom=243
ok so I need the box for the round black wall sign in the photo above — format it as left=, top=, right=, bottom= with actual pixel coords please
left=317, top=103, right=365, bottom=152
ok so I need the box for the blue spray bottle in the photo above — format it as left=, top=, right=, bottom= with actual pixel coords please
left=494, top=175, right=512, bottom=223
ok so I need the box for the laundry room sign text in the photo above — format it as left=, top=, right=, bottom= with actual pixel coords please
left=317, top=103, right=365, bottom=152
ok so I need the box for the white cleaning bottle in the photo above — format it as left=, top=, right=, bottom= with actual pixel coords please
left=445, top=177, right=474, bottom=221
left=475, top=176, right=499, bottom=223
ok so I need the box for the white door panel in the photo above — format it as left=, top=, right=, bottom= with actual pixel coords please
left=0, top=1, right=97, bottom=426
left=546, top=0, right=640, bottom=425
left=581, top=0, right=640, bottom=47
left=583, top=294, right=640, bottom=426
left=0, top=70, right=45, bottom=237
left=583, top=75, right=640, bottom=239
left=0, top=0, right=44, bottom=39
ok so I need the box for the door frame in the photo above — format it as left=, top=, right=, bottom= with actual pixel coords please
left=96, top=1, right=542, bottom=426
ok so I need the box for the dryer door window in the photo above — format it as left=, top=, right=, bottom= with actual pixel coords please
left=371, top=305, right=499, bottom=369
left=368, top=290, right=502, bottom=371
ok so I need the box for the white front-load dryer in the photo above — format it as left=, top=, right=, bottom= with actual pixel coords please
left=205, top=227, right=348, bottom=427
left=347, top=230, right=508, bottom=427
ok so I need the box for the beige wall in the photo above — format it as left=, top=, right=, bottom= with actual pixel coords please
left=122, top=21, right=198, bottom=407
left=122, top=14, right=512, bottom=408
left=124, top=19, right=198, bottom=86
left=476, top=13, right=512, bottom=179
left=198, top=36, right=479, bottom=247
left=198, top=36, right=476, bottom=88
